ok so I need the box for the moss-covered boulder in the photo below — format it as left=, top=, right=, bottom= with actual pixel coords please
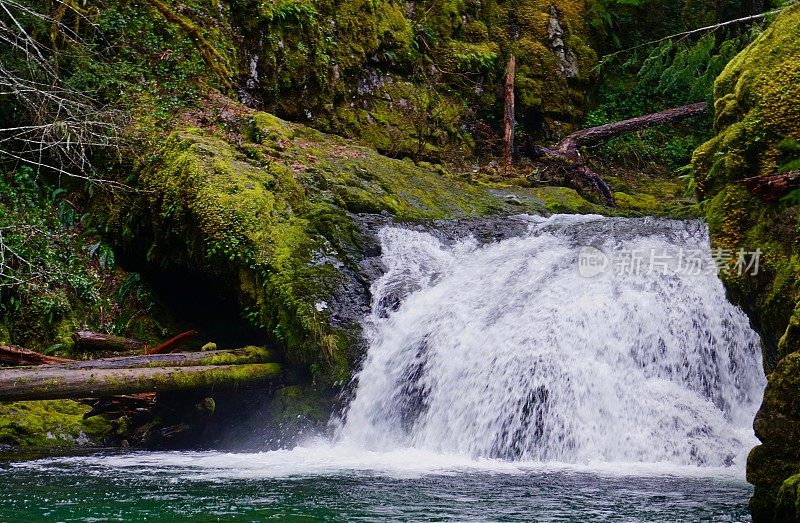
left=0, top=400, right=111, bottom=449
left=691, top=5, right=800, bottom=521
left=228, top=0, right=598, bottom=157
left=106, top=95, right=508, bottom=383
left=777, top=474, right=800, bottom=522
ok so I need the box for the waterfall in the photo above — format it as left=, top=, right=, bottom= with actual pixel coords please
left=336, top=214, right=766, bottom=467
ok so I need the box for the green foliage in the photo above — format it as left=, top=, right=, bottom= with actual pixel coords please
left=778, top=139, right=800, bottom=172
left=0, top=168, right=98, bottom=348
left=0, top=167, right=161, bottom=352
left=588, top=27, right=763, bottom=174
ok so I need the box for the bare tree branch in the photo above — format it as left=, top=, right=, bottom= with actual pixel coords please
left=0, top=0, right=125, bottom=185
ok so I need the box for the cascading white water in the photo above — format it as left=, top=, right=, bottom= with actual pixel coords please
left=336, top=214, right=766, bottom=467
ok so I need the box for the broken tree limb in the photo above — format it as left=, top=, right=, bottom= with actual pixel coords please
left=740, top=170, right=800, bottom=202
left=0, top=363, right=281, bottom=401
left=502, top=54, right=516, bottom=171
left=146, top=330, right=198, bottom=355
left=73, top=331, right=147, bottom=353
left=0, top=344, right=72, bottom=366
left=48, top=347, right=275, bottom=370
left=531, top=102, right=709, bottom=206
left=556, top=102, right=708, bottom=156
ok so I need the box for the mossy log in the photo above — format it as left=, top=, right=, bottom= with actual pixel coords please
left=50, top=347, right=275, bottom=370
left=533, top=102, right=708, bottom=205
left=0, top=363, right=281, bottom=401
left=73, top=331, right=147, bottom=352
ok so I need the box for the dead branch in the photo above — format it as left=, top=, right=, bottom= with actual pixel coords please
left=146, top=330, right=198, bottom=355
left=0, top=0, right=124, bottom=184
left=531, top=102, right=709, bottom=205
left=740, top=170, right=800, bottom=202
left=73, top=330, right=147, bottom=353
left=0, top=344, right=72, bottom=366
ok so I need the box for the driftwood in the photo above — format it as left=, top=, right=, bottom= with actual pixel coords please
left=533, top=102, right=708, bottom=205
left=73, top=331, right=147, bottom=352
left=146, top=330, right=198, bottom=355
left=0, top=363, right=281, bottom=401
left=0, top=344, right=72, bottom=366
left=740, top=170, right=800, bottom=202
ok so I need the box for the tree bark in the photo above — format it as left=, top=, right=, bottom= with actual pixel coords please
left=73, top=331, right=147, bottom=352
left=0, top=344, right=72, bottom=366
left=740, top=170, right=800, bottom=202
left=0, top=363, right=281, bottom=401
left=502, top=54, right=516, bottom=171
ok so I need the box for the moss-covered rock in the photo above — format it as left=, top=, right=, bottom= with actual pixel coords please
left=691, top=5, right=800, bottom=521
left=266, top=385, right=333, bottom=445
left=777, top=474, right=800, bottom=522
left=229, top=0, right=599, bottom=157
left=0, top=400, right=111, bottom=449
left=748, top=352, right=800, bottom=522
left=106, top=95, right=508, bottom=383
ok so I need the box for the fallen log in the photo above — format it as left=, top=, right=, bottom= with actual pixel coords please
left=740, top=170, right=800, bottom=202
left=0, top=363, right=281, bottom=401
left=0, top=344, right=72, bottom=366
left=146, top=330, right=198, bottom=355
left=48, top=347, right=275, bottom=370
left=555, top=102, right=707, bottom=155
left=532, top=102, right=709, bottom=206
left=73, top=331, right=147, bottom=353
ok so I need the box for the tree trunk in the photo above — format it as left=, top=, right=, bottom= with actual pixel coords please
left=49, top=347, right=274, bottom=370
left=0, top=363, right=280, bottom=401
left=73, top=331, right=147, bottom=352
left=502, top=54, right=516, bottom=171
left=0, top=344, right=72, bottom=366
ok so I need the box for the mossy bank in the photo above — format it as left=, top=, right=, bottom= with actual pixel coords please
left=692, top=5, right=800, bottom=521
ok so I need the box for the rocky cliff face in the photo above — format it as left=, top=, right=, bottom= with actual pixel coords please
left=692, top=5, right=800, bottom=520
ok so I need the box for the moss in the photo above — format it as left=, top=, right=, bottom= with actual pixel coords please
left=267, top=385, right=333, bottom=441
left=749, top=352, right=800, bottom=521
left=143, top=346, right=275, bottom=366
left=0, top=400, right=111, bottom=448
left=776, top=474, right=800, bottom=522
left=694, top=4, right=800, bottom=197
left=151, top=363, right=281, bottom=389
